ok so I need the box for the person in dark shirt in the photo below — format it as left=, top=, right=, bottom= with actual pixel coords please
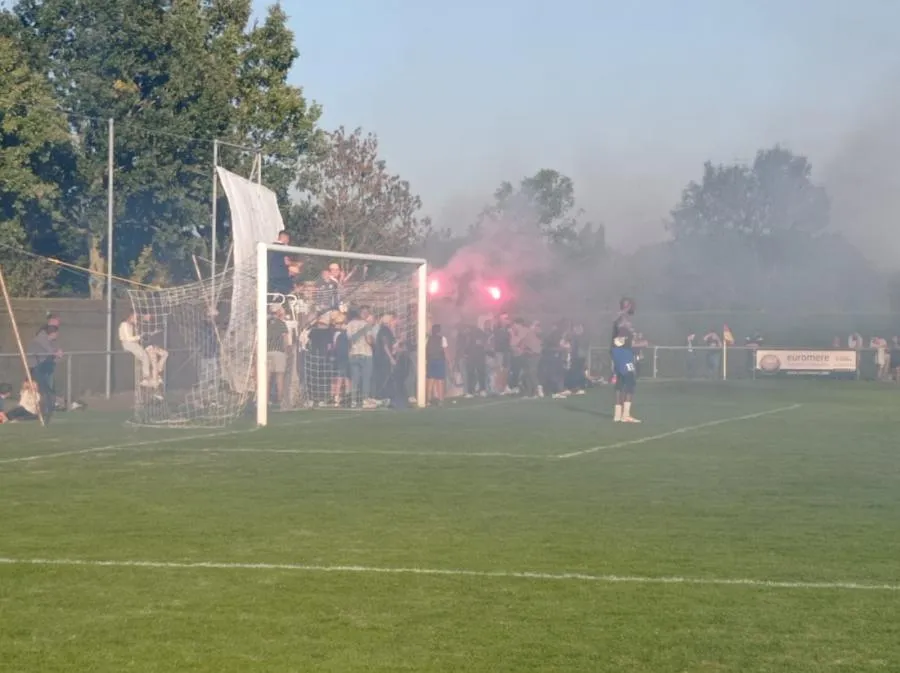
left=268, top=230, right=298, bottom=294
left=611, top=328, right=640, bottom=423
left=305, top=314, right=334, bottom=405
left=26, top=325, right=61, bottom=423
left=539, top=325, right=567, bottom=397
left=315, top=266, right=341, bottom=311
left=372, top=314, right=397, bottom=401
left=492, top=314, right=513, bottom=393
left=460, top=324, right=488, bottom=397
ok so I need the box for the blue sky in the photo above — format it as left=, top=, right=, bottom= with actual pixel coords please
left=255, top=0, right=900, bottom=252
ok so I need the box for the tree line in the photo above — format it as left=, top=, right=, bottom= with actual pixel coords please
left=1, top=1, right=894, bottom=318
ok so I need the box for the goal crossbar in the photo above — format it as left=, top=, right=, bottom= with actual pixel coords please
left=255, top=242, right=428, bottom=426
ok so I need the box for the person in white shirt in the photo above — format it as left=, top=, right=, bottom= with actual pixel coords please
left=346, top=307, right=377, bottom=408
left=119, top=312, right=152, bottom=387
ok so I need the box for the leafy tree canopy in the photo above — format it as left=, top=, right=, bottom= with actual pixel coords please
left=3, top=0, right=321, bottom=288
left=290, top=126, right=431, bottom=256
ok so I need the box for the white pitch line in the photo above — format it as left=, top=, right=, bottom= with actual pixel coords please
left=0, top=428, right=249, bottom=466
left=0, top=413, right=378, bottom=467
left=0, top=556, right=895, bottom=592
left=557, top=404, right=803, bottom=459
left=195, top=447, right=544, bottom=459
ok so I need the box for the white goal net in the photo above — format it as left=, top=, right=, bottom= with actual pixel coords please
left=255, top=243, right=427, bottom=426
left=125, top=270, right=255, bottom=427
left=122, top=167, right=427, bottom=428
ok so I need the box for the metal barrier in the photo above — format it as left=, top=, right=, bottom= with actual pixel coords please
left=0, top=348, right=195, bottom=406
left=589, top=346, right=889, bottom=381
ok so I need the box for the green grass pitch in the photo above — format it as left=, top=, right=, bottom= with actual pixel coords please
left=1, top=380, right=899, bottom=672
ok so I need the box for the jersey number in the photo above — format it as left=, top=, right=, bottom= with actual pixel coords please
left=625, top=362, right=635, bottom=372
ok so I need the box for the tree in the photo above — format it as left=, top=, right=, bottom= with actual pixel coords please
left=481, top=168, right=582, bottom=244
left=0, top=35, right=77, bottom=295
left=291, top=126, right=431, bottom=255
left=7, top=0, right=321, bottom=287
left=669, top=146, right=829, bottom=248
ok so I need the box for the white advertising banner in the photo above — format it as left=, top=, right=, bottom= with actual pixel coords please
left=755, top=349, right=858, bottom=374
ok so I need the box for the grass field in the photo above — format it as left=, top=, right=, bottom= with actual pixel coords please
left=1, top=380, right=899, bottom=672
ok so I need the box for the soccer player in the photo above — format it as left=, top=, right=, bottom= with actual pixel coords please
left=609, top=297, right=635, bottom=384
left=611, top=327, right=641, bottom=423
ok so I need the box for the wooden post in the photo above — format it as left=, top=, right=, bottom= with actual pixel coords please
left=0, top=266, right=46, bottom=426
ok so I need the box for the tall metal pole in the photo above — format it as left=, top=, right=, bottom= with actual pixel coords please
left=105, top=118, right=115, bottom=399
left=256, top=151, right=262, bottom=185
left=211, top=139, right=219, bottom=299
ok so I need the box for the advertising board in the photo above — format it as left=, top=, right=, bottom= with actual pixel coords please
left=755, top=349, right=858, bottom=377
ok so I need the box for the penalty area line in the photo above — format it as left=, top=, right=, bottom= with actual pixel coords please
left=0, top=556, right=896, bottom=593
left=557, top=403, right=803, bottom=459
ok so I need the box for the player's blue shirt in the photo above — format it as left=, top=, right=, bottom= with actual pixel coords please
left=611, top=346, right=636, bottom=377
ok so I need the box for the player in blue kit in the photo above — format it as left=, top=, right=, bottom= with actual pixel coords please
left=609, top=297, right=635, bottom=385
left=611, top=327, right=641, bottom=423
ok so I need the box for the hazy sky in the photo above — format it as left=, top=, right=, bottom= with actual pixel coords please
left=257, top=0, right=900, bottom=252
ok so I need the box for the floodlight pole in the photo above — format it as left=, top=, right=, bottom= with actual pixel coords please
left=105, top=118, right=114, bottom=399
left=211, top=139, right=219, bottom=300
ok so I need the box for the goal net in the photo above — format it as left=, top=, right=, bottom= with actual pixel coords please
left=126, top=270, right=256, bottom=427
left=255, top=243, right=427, bottom=426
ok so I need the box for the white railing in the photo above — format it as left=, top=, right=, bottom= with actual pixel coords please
left=588, top=346, right=890, bottom=381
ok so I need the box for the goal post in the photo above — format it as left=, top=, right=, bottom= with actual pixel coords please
left=255, top=242, right=428, bottom=427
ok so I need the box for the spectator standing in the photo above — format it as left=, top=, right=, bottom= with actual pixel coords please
left=564, top=324, right=588, bottom=394
left=329, top=312, right=351, bottom=406
left=703, top=329, right=722, bottom=377
left=460, top=323, right=488, bottom=397
left=539, top=323, right=567, bottom=398
left=346, top=308, right=377, bottom=408
left=745, top=331, right=763, bottom=375
left=266, top=306, right=289, bottom=405
left=871, top=336, right=889, bottom=380
left=305, top=314, right=333, bottom=406
left=425, top=324, right=449, bottom=405
left=891, top=337, right=900, bottom=382
left=493, top=314, right=513, bottom=394
left=515, top=320, right=542, bottom=398
left=27, top=325, right=61, bottom=422
left=372, top=313, right=397, bottom=402
left=686, top=333, right=697, bottom=379
left=848, top=332, right=863, bottom=350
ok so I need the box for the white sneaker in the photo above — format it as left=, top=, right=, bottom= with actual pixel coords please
left=551, top=392, right=566, bottom=399
left=621, top=416, right=642, bottom=423
left=575, top=390, right=586, bottom=395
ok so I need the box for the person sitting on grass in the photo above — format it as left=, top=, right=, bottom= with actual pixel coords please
left=4, top=381, right=41, bottom=422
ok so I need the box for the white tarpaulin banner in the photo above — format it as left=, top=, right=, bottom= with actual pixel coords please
left=216, top=167, right=284, bottom=392
left=755, top=349, right=858, bottom=374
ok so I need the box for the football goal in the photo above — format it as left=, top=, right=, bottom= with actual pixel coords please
left=255, top=242, right=428, bottom=427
